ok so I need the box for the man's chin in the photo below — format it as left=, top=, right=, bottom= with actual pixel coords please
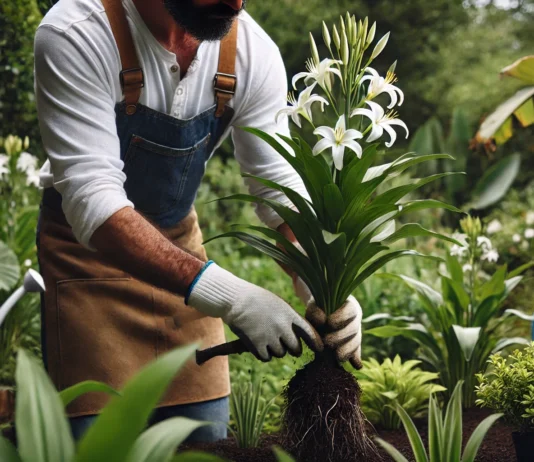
left=184, top=17, right=236, bottom=42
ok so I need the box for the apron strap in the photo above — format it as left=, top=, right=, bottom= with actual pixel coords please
left=214, top=21, right=238, bottom=118
left=102, top=0, right=144, bottom=116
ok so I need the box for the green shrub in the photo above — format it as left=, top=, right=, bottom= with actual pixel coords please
left=356, top=355, right=446, bottom=429
left=476, top=342, right=534, bottom=432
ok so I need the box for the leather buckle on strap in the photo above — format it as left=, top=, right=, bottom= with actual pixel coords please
left=120, top=68, right=145, bottom=90
left=213, top=72, right=237, bottom=95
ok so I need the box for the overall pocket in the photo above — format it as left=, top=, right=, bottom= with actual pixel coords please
left=123, top=133, right=211, bottom=214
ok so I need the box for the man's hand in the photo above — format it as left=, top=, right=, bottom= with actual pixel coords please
left=187, top=263, right=324, bottom=362
left=305, top=295, right=363, bottom=370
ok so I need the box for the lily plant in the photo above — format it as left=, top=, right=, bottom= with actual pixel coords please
left=208, top=13, right=462, bottom=320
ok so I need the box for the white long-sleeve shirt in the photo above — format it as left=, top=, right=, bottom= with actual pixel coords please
left=35, top=0, right=306, bottom=249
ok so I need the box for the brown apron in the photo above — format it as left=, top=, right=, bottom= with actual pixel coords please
left=38, top=0, right=236, bottom=417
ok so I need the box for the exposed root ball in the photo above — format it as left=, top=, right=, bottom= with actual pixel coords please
left=281, top=352, right=377, bottom=462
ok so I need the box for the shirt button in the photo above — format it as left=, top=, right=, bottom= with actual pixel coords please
left=177, top=87, right=184, bottom=96
left=170, top=64, right=179, bottom=73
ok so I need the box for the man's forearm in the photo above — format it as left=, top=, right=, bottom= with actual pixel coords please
left=90, top=207, right=204, bottom=295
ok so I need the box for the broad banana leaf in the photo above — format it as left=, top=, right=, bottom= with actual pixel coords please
left=474, top=55, right=534, bottom=148
left=500, top=55, right=534, bottom=84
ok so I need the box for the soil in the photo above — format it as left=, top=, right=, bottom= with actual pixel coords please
left=180, top=408, right=517, bottom=462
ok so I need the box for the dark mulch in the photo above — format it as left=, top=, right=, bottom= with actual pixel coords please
left=180, top=408, right=517, bottom=462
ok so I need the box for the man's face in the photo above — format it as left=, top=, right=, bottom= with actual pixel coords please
left=163, top=0, right=246, bottom=41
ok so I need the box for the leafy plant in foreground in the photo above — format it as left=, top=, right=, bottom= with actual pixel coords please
left=229, top=372, right=277, bottom=448
left=0, top=346, right=229, bottom=462
left=476, top=342, right=534, bottom=431
left=356, top=355, right=446, bottom=429
left=367, top=215, right=533, bottom=407
left=376, top=381, right=502, bottom=462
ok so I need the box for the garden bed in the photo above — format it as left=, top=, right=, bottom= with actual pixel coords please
left=180, top=409, right=515, bottom=462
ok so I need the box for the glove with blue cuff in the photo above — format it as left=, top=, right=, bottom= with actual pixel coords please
left=186, top=261, right=324, bottom=362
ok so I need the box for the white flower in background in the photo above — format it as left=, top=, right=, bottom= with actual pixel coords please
left=481, top=249, right=499, bottom=263
left=450, top=232, right=468, bottom=258
left=476, top=236, right=492, bottom=252
left=24, top=259, right=32, bottom=267
left=526, top=211, right=534, bottom=226
left=513, top=233, right=522, bottom=243
left=361, top=67, right=404, bottom=108
left=312, top=115, right=363, bottom=170
left=520, top=240, right=529, bottom=251
left=462, top=263, right=473, bottom=273
left=16, top=152, right=37, bottom=173
left=276, top=84, right=329, bottom=128
left=351, top=101, right=409, bottom=147
left=525, top=228, right=534, bottom=240
left=486, top=219, right=503, bottom=235
left=292, top=58, right=343, bottom=90
left=0, top=154, right=9, bottom=177
left=25, top=168, right=40, bottom=188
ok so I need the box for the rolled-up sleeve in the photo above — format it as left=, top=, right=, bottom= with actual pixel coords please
left=231, top=46, right=310, bottom=229
left=34, top=25, right=133, bottom=250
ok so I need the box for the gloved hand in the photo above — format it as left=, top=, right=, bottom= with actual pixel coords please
left=186, top=262, right=324, bottom=362
left=294, top=275, right=363, bottom=370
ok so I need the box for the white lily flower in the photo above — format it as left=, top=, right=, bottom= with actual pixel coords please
left=0, top=154, right=9, bottom=177
left=450, top=232, right=468, bottom=258
left=16, top=152, right=37, bottom=173
left=513, top=233, right=522, bottom=243
left=462, top=263, right=473, bottom=273
left=525, top=228, right=534, bottom=240
left=526, top=211, right=534, bottom=226
left=481, top=249, right=499, bottom=263
left=486, top=219, right=503, bottom=235
left=312, top=115, right=363, bottom=170
left=292, top=58, right=343, bottom=90
left=361, top=67, right=404, bottom=108
left=351, top=101, right=409, bottom=148
left=25, top=167, right=40, bottom=188
left=477, top=236, right=492, bottom=251
left=276, top=84, right=329, bottom=128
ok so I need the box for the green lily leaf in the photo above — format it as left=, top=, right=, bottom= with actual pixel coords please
left=0, top=436, right=21, bottom=462
left=469, top=154, right=521, bottom=210
left=452, top=326, right=481, bottom=362
left=272, top=446, right=297, bottom=462
left=16, top=350, right=75, bottom=462
left=173, top=452, right=229, bottom=462
left=492, top=337, right=530, bottom=354
left=376, top=273, right=443, bottom=310
left=59, top=381, right=121, bottom=408
left=375, top=438, right=410, bottom=462
left=382, top=223, right=462, bottom=247
left=323, top=184, right=345, bottom=225
left=0, top=241, right=20, bottom=292
left=126, top=417, right=211, bottom=462
left=75, top=344, right=198, bottom=462
left=462, top=414, right=503, bottom=462
left=504, top=309, right=534, bottom=322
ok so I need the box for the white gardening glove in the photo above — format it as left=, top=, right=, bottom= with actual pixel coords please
left=293, top=275, right=363, bottom=369
left=186, top=262, right=324, bottom=362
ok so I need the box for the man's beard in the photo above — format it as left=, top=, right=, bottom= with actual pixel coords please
left=163, top=0, right=246, bottom=42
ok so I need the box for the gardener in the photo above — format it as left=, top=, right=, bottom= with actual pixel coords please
left=34, top=0, right=363, bottom=443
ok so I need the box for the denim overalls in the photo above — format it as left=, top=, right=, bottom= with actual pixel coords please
left=37, top=0, right=237, bottom=442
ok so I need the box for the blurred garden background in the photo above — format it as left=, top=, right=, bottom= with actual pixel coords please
left=1, top=0, right=534, bottom=458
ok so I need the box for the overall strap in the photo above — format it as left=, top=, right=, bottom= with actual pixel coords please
left=214, top=21, right=238, bottom=117
left=101, top=0, right=144, bottom=115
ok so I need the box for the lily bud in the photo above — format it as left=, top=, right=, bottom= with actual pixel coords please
left=333, top=24, right=341, bottom=50
left=322, top=21, right=331, bottom=49
left=309, top=32, right=320, bottom=65
left=351, top=16, right=358, bottom=46
left=387, top=60, right=397, bottom=75
left=341, top=29, right=349, bottom=65
left=345, top=12, right=352, bottom=41
left=371, top=32, right=390, bottom=61
left=367, top=22, right=376, bottom=46
left=23, top=136, right=30, bottom=150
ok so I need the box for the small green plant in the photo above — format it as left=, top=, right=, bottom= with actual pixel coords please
left=228, top=372, right=277, bottom=448
left=367, top=215, right=533, bottom=406
left=376, top=381, right=502, bottom=462
left=356, top=355, right=446, bottom=429
left=476, top=343, right=534, bottom=432
left=0, top=346, right=229, bottom=462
